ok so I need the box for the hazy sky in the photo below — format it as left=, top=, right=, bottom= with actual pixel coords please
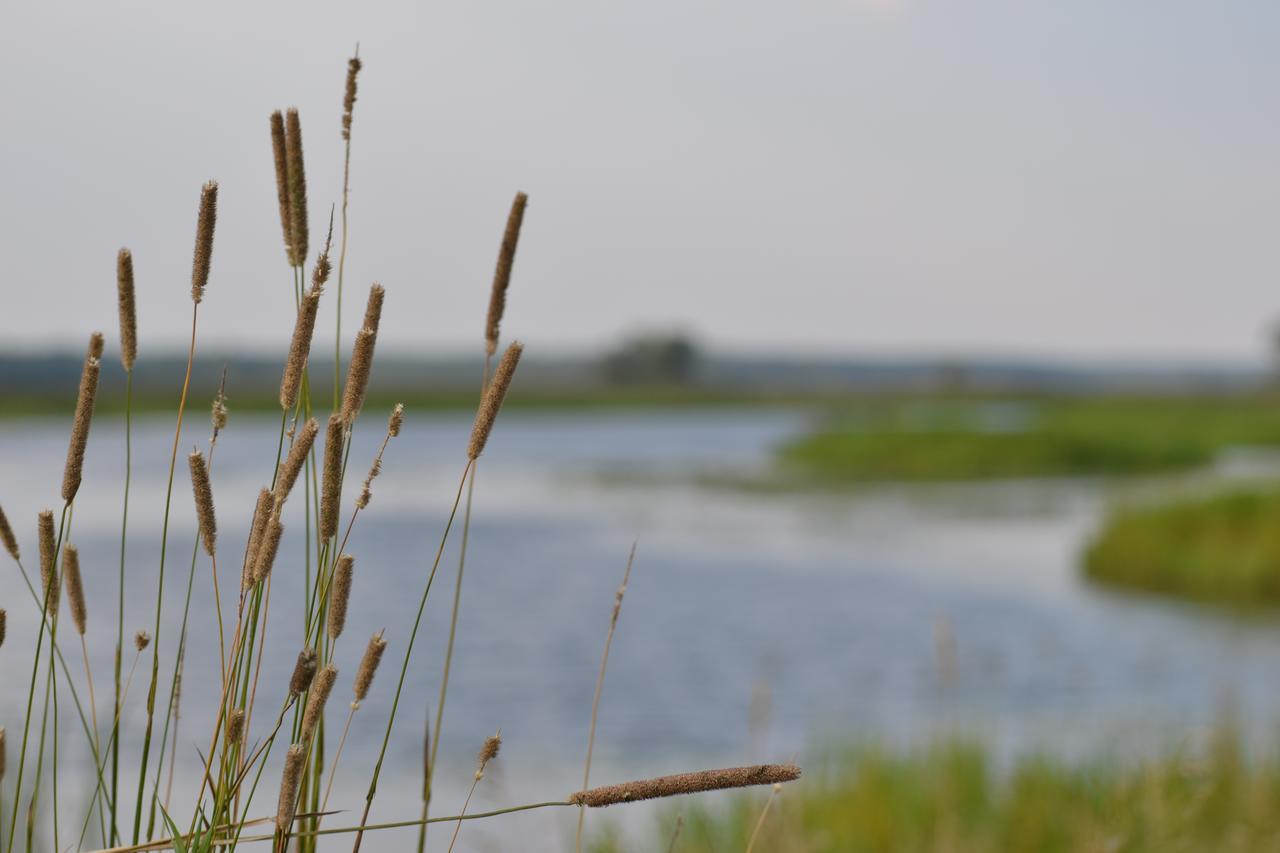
left=1, top=1, right=1276, bottom=363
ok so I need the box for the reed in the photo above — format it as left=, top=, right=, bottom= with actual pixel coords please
left=62, top=546, right=87, bottom=636
left=270, top=111, right=295, bottom=266
left=340, top=327, right=376, bottom=428
left=188, top=452, right=217, bottom=557
left=285, top=109, right=309, bottom=268
left=485, top=192, right=528, bottom=356
left=191, top=181, right=218, bottom=304
left=319, top=415, right=344, bottom=540
left=326, top=555, right=353, bottom=640
left=467, top=342, right=523, bottom=459
left=280, top=287, right=323, bottom=413
left=61, top=344, right=102, bottom=503
left=275, top=744, right=306, bottom=831
left=275, top=418, right=319, bottom=505
left=254, top=511, right=285, bottom=583
left=243, top=488, right=273, bottom=591
left=301, top=665, right=337, bottom=743
left=353, top=631, right=386, bottom=705
left=38, top=510, right=57, bottom=614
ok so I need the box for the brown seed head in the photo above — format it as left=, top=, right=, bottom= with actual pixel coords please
left=289, top=647, right=318, bottom=696
left=279, top=289, right=322, bottom=411
left=476, top=733, right=502, bottom=776
left=285, top=109, right=309, bottom=267
left=468, top=342, right=523, bottom=459
left=226, top=708, right=246, bottom=748
left=485, top=192, right=528, bottom=356
left=87, top=332, right=105, bottom=361
left=62, top=349, right=101, bottom=502
left=0, top=505, right=18, bottom=561
left=270, top=111, right=295, bottom=266
left=134, top=629, right=151, bottom=651
left=253, top=509, right=284, bottom=583
left=340, top=327, right=377, bottom=428
left=275, top=418, right=319, bottom=505
left=362, top=284, right=384, bottom=336
left=353, top=630, right=386, bottom=703
left=355, top=456, right=381, bottom=510
left=62, top=545, right=87, bottom=635
left=212, top=390, right=228, bottom=431
left=301, top=664, right=337, bottom=742
left=570, top=764, right=801, bottom=808
left=276, top=743, right=306, bottom=831
left=243, top=487, right=273, bottom=591
left=327, top=554, right=354, bottom=640
left=0, top=726, right=6, bottom=781
left=342, top=55, right=363, bottom=141
left=388, top=403, right=405, bottom=438
left=188, top=451, right=217, bottom=556
left=0, top=608, right=7, bottom=648
left=191, top=180, right=218, bottom=303
left=37, top=510, right=56, bottom=614
left=117, top=249, right=138, bottom=370
left=319, top=414, right=344, bottom=541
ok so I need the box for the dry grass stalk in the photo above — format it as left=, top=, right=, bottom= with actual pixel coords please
left=38, top=509, right=56, bottom=613
left=340, top=326, right=377, bottom=427
left=301, top=664, right=338, bottom=742
left=134, top=629, right=150, bottom=651
left=188, top=450, right=217, bottom=556
left=279, top=287, right=323, bottom=411
left=362, top=283, right=384, bottom=335
left=61, top=346, right=102, bottom=502
left=342, top=55, right=362, bottom=140
left=327, top=554, right=354, bottom=640
left=62, top=544, right=87, bottom=635
left=319, top=414, right=344, bottom=540
left=254, top=510, right=285, bottom=582
left=0, top=504, right=18, bottom=560
left=485, top=192, right=528, bottom=356
left=571, top=764, right=801, bottom=808
left=352, top=630, right=386, bottom=705
left=270, top=111, right=295, bottom=266
left=467, top=342, right=523, bottom=459
left=117, top=248, right=137, bottom=370
left=289, top=647, right=319, bottom=696
left=191, top=180, right=219, bottom=303
left=244, top=487, right=273, bottom=590
left=276, top=743, right=306, bottom=831
left=285, top=108, right=309, bottom=267
left=275, top=418, right=319, bottom=504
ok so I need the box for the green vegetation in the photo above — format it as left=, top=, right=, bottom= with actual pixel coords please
left=1084, top=487, right=1280, bottom=605
left=594, top=732, right=1280, bottom=853
left=781, top=395, right=1280, bottom=482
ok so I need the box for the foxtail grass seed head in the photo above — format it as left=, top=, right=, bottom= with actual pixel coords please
left=191, top=180, right=218, bottom=303
left=0, top=505, right=18, bottom=560
left=388, top=403, right=405, bottom=437
left=353, top=630, right=386, bottom=704
left=301, top=664, right=337, bottom=742
left=485, top=192, right=528, bottom=356
left=244, top=487, right=273, bottom=590
left=116, top=249, right=138, bottom=371
left=289, top=647, right=318, bottom=696
left=276, top=744, right=306, bottom=831
left=279, top=288, right=322, bottom=411
left=355, top=456, right=381, bottom=509
left=62, top=545, right=87, bottom=635
left=327, top=554, right=354, bottom=640
left=134, top=630, right=150, bottom=651
left=275, top=418, right=319, bottom=504
left=476, top=733, right=502, bottom=780
left=342, top=55, right=362, bottom=140
left=362, top=283, right=384, bottom=336
left=319, top=414, right=344, bottom=540
left=468, top=342, right=523, bottom=459
left=188, top=450, right=217, bottom=556
left=87, top=331, right=105, bottom=361
left=212, top=390, right=228, bottom=431
left=254, top=510, right=284, bottom=583
left=340, top=327, right=377, bottom=428
left=38, top=510, right=56, bottom=614
left=270, top=111, right=295, bottom=266
left=62, top=348, right=101, bottom=502
left=571, top=764, right=802, bottom=808
left=226, top=708, right=245, bottom=748
left=285, top=108, right=309, bottom=266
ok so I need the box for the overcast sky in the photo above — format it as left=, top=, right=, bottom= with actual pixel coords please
left=1, top=1, right=1276, bottom=364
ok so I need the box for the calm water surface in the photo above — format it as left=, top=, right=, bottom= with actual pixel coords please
left=2, top=408, right=1279, bottom=850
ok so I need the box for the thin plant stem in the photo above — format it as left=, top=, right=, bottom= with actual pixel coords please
left=133, top=304, right=199, bottom=845
left=319, top=705, right=356, bottom=815
left=80, top=634, right=100, bottom=756
left=350, top=461, right=473, bottom=853
left=575, top=544, right=637, bottom=853
left=112, top=368, right=133, bottom=846
left=745, top=786, right=781, bottom=853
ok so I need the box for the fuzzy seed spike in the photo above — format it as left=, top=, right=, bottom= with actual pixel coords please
left=37, top=510, right=56, bottom=614
left=327, top=554, right=354, bottom=640
left=243, top=487, right=273, bottom=590
left=342, top=55, right=362, bottom=141
left=189, top=450, right=217, bottom=556
left=275, top=418, right=319, bottom=504
left=362, top=284, right=384, bottom=336
left=353, top=630, right=386, bottom=703
left=62, top=347, right=101, bottom=502
left=571, top=764, right=801, bottom=808
left=301, top=664, right=337, bottom=742
left=285, top=108, right=309, bottom=267
left=289, top=647, right=319, bottom=696
left=319, top=414, right=344, bottom=541
left=0, top=505, right=18, bottom=561
left=485, top=192, right=528, bottom=355
left=253, top=510, right=284, bottom=583
left=117, top=249, right=138, bottom=370
left=468, top=342, right=523, bottom=459
left=191, top=180, right=218, bottom=303
left=62, top=545, right=87, bottom=635
left=279, top=289, right=323, bottom=411
left=270, top=111, right=295, bottom=266
left=276, top=744, right=306, bottom=831
left=340, top=327, right=377, bottom=428
left=134, top=630, right=150, bottom=651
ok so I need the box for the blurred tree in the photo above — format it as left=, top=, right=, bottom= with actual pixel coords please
left=600, top=332, right=701, bottom=386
